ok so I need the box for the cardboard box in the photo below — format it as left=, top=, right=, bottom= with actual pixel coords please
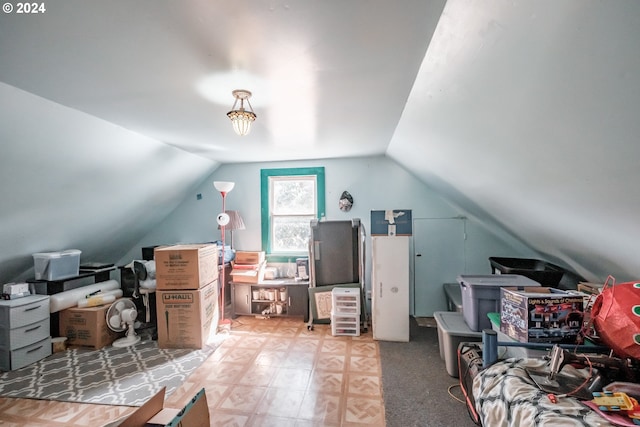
left=156, top=281, right=218, bottom=349
left=500, top=287, right=584, bottom=343
left=234, top=251, right=265, bottom=265
left=59, top=301, right=120, bottom=349
left=577, top=281, right=604, bottom=295
left=230, top=261, right=265, bottom=284
left=155, top=244, right=218, bottom=290
left=108, top=386, right=209, bottom=427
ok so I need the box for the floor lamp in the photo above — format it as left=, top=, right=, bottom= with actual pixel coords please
left=214, top=181, right=235, bottom=330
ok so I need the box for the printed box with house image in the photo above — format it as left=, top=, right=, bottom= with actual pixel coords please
left=500, top=287, right=584, bottom=343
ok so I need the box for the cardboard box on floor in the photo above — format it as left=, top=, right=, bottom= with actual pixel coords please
left=59, top=300, right=121, bottom=349
left=156, top=280, right=218, bottom=349
left=108, top=386, right=209, bottom=427
left=154, top=244, right=218, bottom=290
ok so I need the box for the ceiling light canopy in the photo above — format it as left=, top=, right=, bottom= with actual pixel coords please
left=227, top=89, right=256, bottom=136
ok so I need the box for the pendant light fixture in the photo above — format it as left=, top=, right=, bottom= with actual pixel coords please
left=227, top=89, right=256, bottom=136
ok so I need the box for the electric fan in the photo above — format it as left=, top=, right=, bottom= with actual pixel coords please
left=106, top=298, right=141, bottom=347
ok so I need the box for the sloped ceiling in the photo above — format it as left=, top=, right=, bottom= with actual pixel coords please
left=1, top=0, right=639, bottom=283
left=389, top=0, right=640, bottom=281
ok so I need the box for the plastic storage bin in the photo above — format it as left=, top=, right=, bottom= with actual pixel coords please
left=489, top=257, right=566, bottom=287
left=443, top=283, right=463, bottom=312
left=457, top=274, right=540, bottom=332
left=434, top=311, right=483, bottom=377
left=331, top=287, right=361, bottom=314
left=32, top=249, right=81, bottom=280
left=331, top=312, right=360, bottom=336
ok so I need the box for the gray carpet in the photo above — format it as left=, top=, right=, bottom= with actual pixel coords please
left=0, top=338, right=216, bottom=406
left=379, top=317, right=479, bottom=427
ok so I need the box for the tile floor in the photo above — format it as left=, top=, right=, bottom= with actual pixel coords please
left=168, top=315, right=385, bottom=426
left=0, top=315, right=385, bottom=427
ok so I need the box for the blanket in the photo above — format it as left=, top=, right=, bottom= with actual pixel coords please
left=473, top=358, right=614, bottom=427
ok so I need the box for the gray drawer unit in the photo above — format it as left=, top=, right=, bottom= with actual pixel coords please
left=0, top=295, right=51, bottom=371
left=0, top=336, right=51, bottom=371
left=0, top=295, right=50, bottom=330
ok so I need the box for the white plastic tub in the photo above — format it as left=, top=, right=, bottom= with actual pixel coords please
left=32, top=250, right=81, bottom=280
left=434, top=311, right=483, bottom=377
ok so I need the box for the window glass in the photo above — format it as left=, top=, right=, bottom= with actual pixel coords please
left=261, top=167, right=325, bottom=260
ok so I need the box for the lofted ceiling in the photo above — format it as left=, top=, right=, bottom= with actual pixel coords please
left=1, top=0, right=640, bottom=283
left=0, top=0, right=445, bottom=163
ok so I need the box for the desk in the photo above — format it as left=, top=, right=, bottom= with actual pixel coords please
left=28, top=266, right=116, bottom=295
left=231, top=279, right=309, bottom=321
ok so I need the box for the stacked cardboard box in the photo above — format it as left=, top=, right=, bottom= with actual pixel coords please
left=154, top=244, right=219, bottom=349
left=230, top=251, right=266, bottom=284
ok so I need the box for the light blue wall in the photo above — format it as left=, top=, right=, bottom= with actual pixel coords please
left=122, top=155, right=538, bottom=314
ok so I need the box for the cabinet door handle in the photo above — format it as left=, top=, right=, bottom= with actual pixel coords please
left=379, top=282, right=383, bottom=298
left=288, top=296, right=291, bottom=307
left=246, top=294, right=249, bottom=305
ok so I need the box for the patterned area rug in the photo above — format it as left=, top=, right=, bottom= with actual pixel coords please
left=0, top=338, right=217, bottom=406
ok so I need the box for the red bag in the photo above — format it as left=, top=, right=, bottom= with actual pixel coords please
left=591, top=276, right=640, bottom=360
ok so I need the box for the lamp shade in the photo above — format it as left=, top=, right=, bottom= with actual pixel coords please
left=218, top=210, right=245, bottom=231
left=214, top=181, right=235, bottom=193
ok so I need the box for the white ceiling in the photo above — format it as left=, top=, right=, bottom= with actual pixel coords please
left=0, top=0, right=445, bottom=163
left=2, top=0, right=640, bottom=282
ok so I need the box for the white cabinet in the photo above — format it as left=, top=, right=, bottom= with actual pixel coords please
left=372, top=236, right=409, bottom=342
left=0, top=295, right=51, bottom=371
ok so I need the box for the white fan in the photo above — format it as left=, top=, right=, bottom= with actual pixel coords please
left=106, top=298, right=141, bottom=347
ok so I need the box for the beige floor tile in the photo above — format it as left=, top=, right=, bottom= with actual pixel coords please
left=219, top=385, right=267, bottom=412
left=343, top=395, right=385, bottom=425
left=0, top=316, right=386, bottom=427
left=256, top=387, right=306, bottom=418
left=271, top=367, right=312, bottom=390
left=307, top=370, right=344, bottom=394
left=315, top=353, right=346, bottom=371
left=236, top=364, right=277, bottom=387
left=349, top=355, right=380, bottom=374
left=297, top=391, right=342, bottom=424
left=282, top=351, right=316, bottom=369
left=347, top=374, right=381, bottom=396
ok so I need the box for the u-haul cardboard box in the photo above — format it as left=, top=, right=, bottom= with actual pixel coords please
left=156, top=280, right=218, bottom=349
left=155, top=244, right=218, bottom=290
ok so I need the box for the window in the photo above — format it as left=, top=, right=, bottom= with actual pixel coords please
left=261, top=167, right=325, bottom=261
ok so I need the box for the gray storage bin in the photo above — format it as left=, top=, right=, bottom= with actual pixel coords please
left=457, top=274, right=540, bottom=332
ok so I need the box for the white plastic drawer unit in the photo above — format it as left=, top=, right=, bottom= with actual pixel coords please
left=331, top=288, right=361, bottom=315
left=0, top=295, right=50, bottom=332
